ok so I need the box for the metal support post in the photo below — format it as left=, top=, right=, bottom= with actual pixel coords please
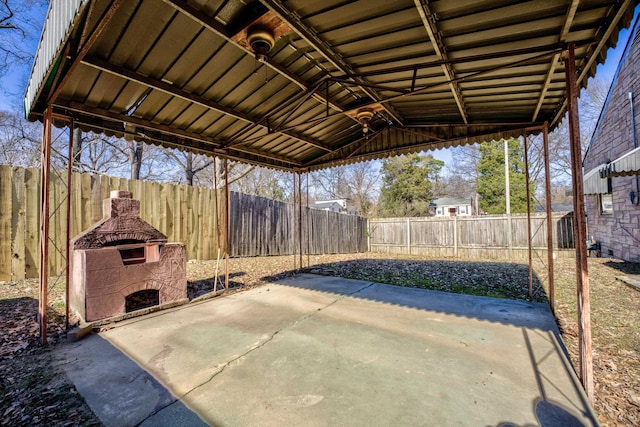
left=292, top=172, right=297, bottom=270
left=224, top=155, right=230, bottom=290
left=298, top=171, right=303, bottom=269
left=39, top=106, right=53, bottom=345
left=523, top=134, right=533, bottom=300
left=213, top=154, right=220, bottom=293
left=504, top=139, right=513, bottom=256
left=306, top=171, right=310, bottom=267
left=565, top=42, right=594, bottom=403
left=543, top=122, right=555, bottom=312
left=65, top=119, right=75, bottom=329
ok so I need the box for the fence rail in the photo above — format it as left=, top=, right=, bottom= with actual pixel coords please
left=0, top=166, right=367, bottom=280
left=369, top=213, right=575, bottom=259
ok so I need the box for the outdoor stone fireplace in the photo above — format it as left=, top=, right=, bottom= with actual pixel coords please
left=70, top=190, right=187, bottom=322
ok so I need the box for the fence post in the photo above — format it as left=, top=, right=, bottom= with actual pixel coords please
left=406, top=218, right=411, bottom=255
left=453, top=215, right=458, bottom=257
left=367, top=218, right=370, bottom=252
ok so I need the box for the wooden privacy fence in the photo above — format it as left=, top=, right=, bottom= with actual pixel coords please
left=0, top=165, right=367, bottom=280
left=369, top=213, right=575, bottom=259
left=230, top=192, right=368, bottom=257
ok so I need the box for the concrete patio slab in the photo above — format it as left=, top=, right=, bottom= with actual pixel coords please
left=54, top=274, right=597, bottom=426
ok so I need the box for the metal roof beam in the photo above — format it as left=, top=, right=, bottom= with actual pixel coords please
left=532, top=0, right=580, bottom=122
left=55, top=100, right=302, bottom=167
left=81, top=55, right=334, bottom=153
left=162, top=0, right=345, bottom=115
left=414, top=0, right=468, bottom=124
left=260, top=0, right=405, bottom=126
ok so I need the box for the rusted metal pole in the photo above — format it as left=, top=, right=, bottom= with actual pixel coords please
left=224, top=155, right=230, bottom=290
left=39, top=106, right=53, bottom=345
left=504, top=139, right=513, bottom=257
left=292, top=172, right=297, bottom=270
left=565, top=42, right=594, bottom=403
left=213, top=154, right=220, bottom=293
left=65, top=119, right=75, bottom=330
left=298, top=170, right=303, bottom=269
left=543, top=122, right=555, bottom=312
left=306, top=171, right=310, bottom=268
left=523, top=134, right=533, bottom=300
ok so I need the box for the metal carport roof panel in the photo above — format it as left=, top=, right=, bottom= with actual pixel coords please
left=25, top=0, right=639, bottom=170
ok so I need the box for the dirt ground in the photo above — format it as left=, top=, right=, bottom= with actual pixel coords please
left=1, top=253, right=638, bottom=426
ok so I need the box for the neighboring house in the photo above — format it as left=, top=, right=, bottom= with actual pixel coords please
left=431, top=197, right=473, bottom=217
left=310, top=200, right=344, bottom=213
left=582, top=18, right=640, bottom=262
left=310, top=198, right=358, bottom=215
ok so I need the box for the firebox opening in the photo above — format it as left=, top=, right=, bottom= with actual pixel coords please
left=116, top=243, right=163, bottom=265
left=125, top=289, right=160, bottom=312
left=118, top=246, right=146, bottom=265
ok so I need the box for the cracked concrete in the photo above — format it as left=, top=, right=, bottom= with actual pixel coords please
left=55, top=274, right=598, bottom=426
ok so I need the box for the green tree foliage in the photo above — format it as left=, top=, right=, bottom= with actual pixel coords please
left=378, top=153, right=444, bottom=217
left=476, top=138, right=533, bottom=214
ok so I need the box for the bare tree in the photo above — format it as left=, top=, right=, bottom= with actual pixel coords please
left=232, top=166, right=289, bottom=201
left=547, top=76, right=610, bottom=183
left=311, top=161, right=379, bottom=216
left=0, top=109, right=40, bottom=167
left=0, top=1, right=48, bottom=83
left=163, top=150, right=255, bottom=189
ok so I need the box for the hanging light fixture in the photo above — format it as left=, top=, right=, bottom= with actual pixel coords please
left=247, top=25, right=275, bottom=62
left=356, top=108, right=375, bottom=134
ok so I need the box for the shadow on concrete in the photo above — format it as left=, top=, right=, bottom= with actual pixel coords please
left=494, top=329, right=597, bottom=426
left=265, top=258, right=552, bottom=331
left=293, top=258, right=547, bottom=302
left=55, top=334, right=211, bottom=427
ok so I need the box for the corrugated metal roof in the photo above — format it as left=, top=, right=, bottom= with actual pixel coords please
left=23, top=0, right=89, bottom=117
left=583, top=164, right=611, bottom=194
left=600, top=146, right=640, bottom=177
left=25, top=0, right=640, bottom=171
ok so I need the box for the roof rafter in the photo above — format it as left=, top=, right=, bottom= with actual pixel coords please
left=55, top=100, right=303, bottom=168
left=81, top=55, right=334, bottom=153
left=532, top=0, right=580, bottom=122
left=260, top=0, right=405, bottom=126
left=162, top=0, right=347, bottom=116
left=414, top=0, right=468, bottom=124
